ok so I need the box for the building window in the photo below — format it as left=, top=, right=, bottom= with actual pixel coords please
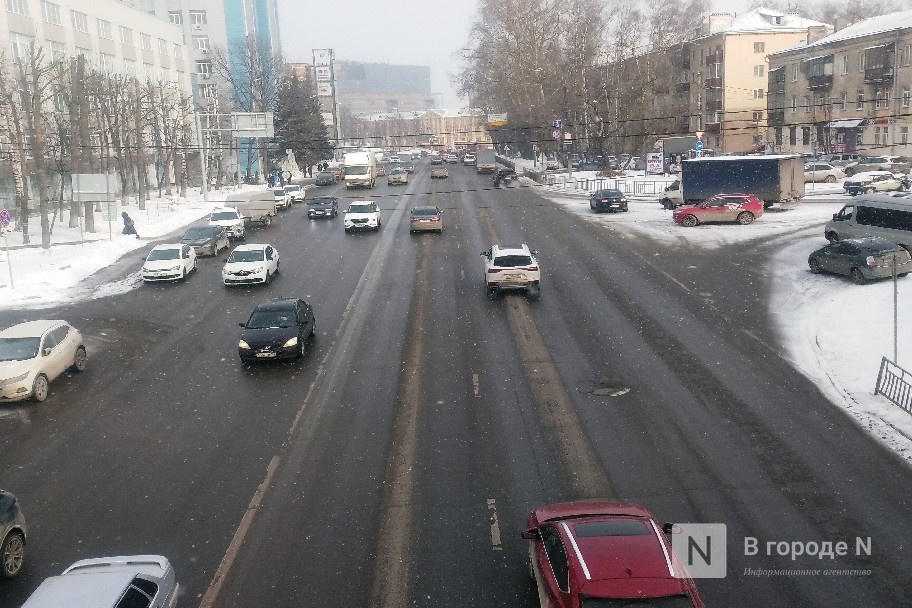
left=754, top=65, right=764, bottom=77
left=120, top=26, right=133, bottom=46
left=859, top=53, right=866, bottom=72
left=791, top=63, right=798, bottom=81
left=902, top=126, right=909, bottom=144
left=754, top=89, right=765, bottom=99
left=754, top=41, right=765, bottom=53
left=789, top=126, right=797, bottom=145
left=195, top=60, right=211, bottom=75
left=99, top=52, right=114, bottom=72
left=189, top=10, right=206, bottom=25
left=97, top=19, right=112, bottom=40
left=158, top=38, right=167, bottom=55
left=48, top=40, right=64, bottom=61
left=791, top=95, right=797, bottom=112
left=199, top=83, right=217, bottom=98
left=775, top=127, right=782, bottom=145
left=141, top=33, right=151, bottom=52
left=71, top=10, right=87, bottom=32
left=857, top=90, right=865, bottom=110
left=842, top=54, right=849, bottom=74
left=193, top=35, right=209, bottom=50
left=905, top=45, right=912, bottom=67
left=875, top=88, right=882, bottom=109
left=173, top=44, right=181, bottom=59
left=875, top=126, right=881, bottom=146
left=752, top=111, right=763, bottom=121
left=904, top=86, right=911, bottom=108
left=804, top=95, right=811, bottom=113
left=5, top=0, right=28, bottom=16
left=802, top=127, right=811, bottom=145
left=9, top=32, right=34, bottom=62
left=75, top=46, right=90, bottom=59
left=841, top=91, right=848, bottom=110
left=41, top=1, right=60, bottom=25
left=124, top=58, right=135, bottom=76
left=143, top=63, right=153, bottom=81
left=168, top=10, right=182, bottom=24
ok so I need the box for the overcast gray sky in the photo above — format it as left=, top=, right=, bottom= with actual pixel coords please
left=277, top=0, right=754, bottom=108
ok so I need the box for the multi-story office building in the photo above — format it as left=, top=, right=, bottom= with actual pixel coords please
left=335, top=61, right=440, bottom=117
left=0, top=0, right=189, bottom=91
left=768, top=10, right=912, bottom=156
left=684, top=8, right=829, bottom=153
left=350, top=109, right=491, bottom=149
left=133, top=0, right=282, bottom=108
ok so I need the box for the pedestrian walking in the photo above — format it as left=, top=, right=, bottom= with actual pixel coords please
left=121, top=212, right=139, bottom=238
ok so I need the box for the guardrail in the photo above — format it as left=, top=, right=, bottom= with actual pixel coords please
left=544, top=175, right=673, bottom=197
left=875, top=357, right=912, bottom=415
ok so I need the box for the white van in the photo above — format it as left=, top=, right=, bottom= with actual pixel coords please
left=824, top=194, right=912, bottom=249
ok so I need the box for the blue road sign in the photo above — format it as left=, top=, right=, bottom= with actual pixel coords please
left=553, top=119, right=562, bottom=129
left=695, top=140, right=704, bottom=150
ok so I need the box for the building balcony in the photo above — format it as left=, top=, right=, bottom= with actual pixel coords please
left=865, top=66, right=894, bottom=84
left=807, top=74, right=833, bottom=90
left=706, top=51, right=723, bottom=65
left=768, top=109, right=785, bottom=125
left=704, top=77, right=722, bottom=90
left=707, top=99, right=723, bottom=112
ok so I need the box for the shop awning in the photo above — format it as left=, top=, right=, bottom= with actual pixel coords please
left=828, top=118, right=865, bottom=129
left=873, top=117, right=890, bottom=125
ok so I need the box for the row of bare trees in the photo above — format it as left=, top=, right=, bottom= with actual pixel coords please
left=457, top=0, right=902, bottom=161
left=0, top=44, right=199, bottom=247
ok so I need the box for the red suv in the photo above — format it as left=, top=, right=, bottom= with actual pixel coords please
left=521, top=500, right=705, bottom=608
left=672, top=193, right=764, bottom=227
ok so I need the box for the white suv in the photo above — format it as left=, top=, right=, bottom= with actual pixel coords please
left=344, top=200, right=381, bottom=232
left=208, top=207, right=246, bottom=241
left=481, top=244, right=541, bottom=299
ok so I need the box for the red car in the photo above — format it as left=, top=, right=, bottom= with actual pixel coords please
left=672, top=193, right=764, bottom=227
left=521, top=500, right=705, bottom=608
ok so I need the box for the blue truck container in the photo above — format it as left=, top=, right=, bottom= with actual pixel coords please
left=678, top=155, right=805, bottom=209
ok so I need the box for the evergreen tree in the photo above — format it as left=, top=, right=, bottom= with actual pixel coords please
left=273, top=74, right=332, bottom=170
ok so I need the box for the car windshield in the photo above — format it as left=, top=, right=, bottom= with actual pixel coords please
left=318, top=172, right=334, bottom=178
left=227, top=250, right=264, bottom=263
left=211, top=211, right=238, bottom=221
left=246, top=310, right=295, bottom=329
left=581, top=596, right=694, bottom=608
left=349, top=204, right=375, bottom=213
left=183, top=227, right=216, bottom=239
left=147, top=248, right=181, bottom=261
left=0, top=337, right=40, bottom=361
left=284, top=186, right=300, bottom=192
left=493, top=255, right=532, bottom=267
left=391, top=170, right=404, bottom=175
left=308, top=198, right=335, bottom=207
left=346, top=166, right=369, bottom=175
left=272, top=189, right=285, bottom=196
left=601, top=190, right=623, bottom=197
left=412, top=208, right=439, bottom=216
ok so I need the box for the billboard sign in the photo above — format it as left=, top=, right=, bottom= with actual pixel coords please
left=646, top=152, right=664, bottom=175
left=313, top=49, right=333, bottom=66
left=315, top=66, right=331, bottom=81
left=317, top=82, right=333, bottom=97
left=487, top=113, right=508, bottom=127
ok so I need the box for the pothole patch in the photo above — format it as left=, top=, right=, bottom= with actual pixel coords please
left=577, top=377, right=630, bottom=398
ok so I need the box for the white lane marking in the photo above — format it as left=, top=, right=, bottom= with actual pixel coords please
left=461, top=269, right=465, bottom=281
left=487, top=499, right=502, bottom=550
left=199, top=455, right=280, bottom=608
left=472, top=373, right=480, bottom=398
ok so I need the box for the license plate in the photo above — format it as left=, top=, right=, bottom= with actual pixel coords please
left=505, top=273, right=524, bottom=281
left=255, top=352, right=276, bottom=358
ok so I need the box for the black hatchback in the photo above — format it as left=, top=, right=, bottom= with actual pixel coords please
left=238, top=298, right=316, bottom=362
left=307, top=196, right=339, bottom=219
left=1, top=490, right=27, bottom=579
left=589, top=189, right=628, bottom=213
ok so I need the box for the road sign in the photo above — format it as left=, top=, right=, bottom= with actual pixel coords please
left=0, top=209, right=10, bottom=227
left=552, top=129, right=561, bottom=139
left=552, top=119, right=562, bottom=129
left=695, top=140, right=704, bottom=150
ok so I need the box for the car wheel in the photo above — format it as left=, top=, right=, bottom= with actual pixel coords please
left=71, top=346, right=88, bottom=372
left=527, top=285, right=541, bottom=300
left=737, top=211, right=755, bottom=225
left=274, top=261, right=280, bottom=274
left=851, top=268, right=866, bottom=284
left=263, top=215, right=272, bottom=227
left=486, top=286, right=498, bottom=300
left=32, top=374, right=49, bottom=402
left=681, top=214, right=699, bottom=227
left=1, top=531, right=25, bottom=579
left=825, top=231, right=840, bottom=242
left=845, top=168, right=856, bottom=177
left=240, top=233, right=247, bottom=241
left=865, top=187, right=875, bottom=194
left=825, top=175, right=836, bottom=183
left=809, top=258, right=823, bottom=274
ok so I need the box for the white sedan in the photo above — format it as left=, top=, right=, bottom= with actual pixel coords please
left=142, top=244, right=197, bottom=283
left=804, top=162, right=845, bottom=183
left=0, top=320, right=87, bottom=403
left=222, top=243, right=280, bottom=286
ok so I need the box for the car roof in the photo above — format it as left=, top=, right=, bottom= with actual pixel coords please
left=22, top=571, right=137, bottom=607
left=0, top=320, right=66, bottom=338
left=150, top=243, right=184, bottom=251
left=850, top=171, right=894, bottom=178
left=210, top=206, right=239, bottom=212
left=349, top=200, right=376, bottom=205
left=252, top=298, right=299, bottom=311
left=492, top=244, right=531, bottom=255
left=231, top=243, right=271, bottom=252
left=842, top=237, right=905, bottom=251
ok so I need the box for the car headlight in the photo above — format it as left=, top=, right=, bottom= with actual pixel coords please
left=282, top=336, right=299, bottom=348
left=0, top=372, right=29, bottom=387
left=239, top=340, right=251, bottom=349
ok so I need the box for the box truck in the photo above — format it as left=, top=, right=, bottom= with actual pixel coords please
left=342, top=151, right=377, bottom=189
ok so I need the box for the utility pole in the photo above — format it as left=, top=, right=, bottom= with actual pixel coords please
left=195, top=112, right=209, bottom=203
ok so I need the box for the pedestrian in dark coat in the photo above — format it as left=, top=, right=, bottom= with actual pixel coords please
left=121, top=212, right=139, bottom=238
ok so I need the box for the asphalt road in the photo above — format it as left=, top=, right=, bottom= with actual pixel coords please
left=1, top=159, right=911, bottom=607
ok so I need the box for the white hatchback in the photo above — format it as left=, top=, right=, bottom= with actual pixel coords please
left=141, top=244, right=197, bottom=283
left=481, top=244, right=541, bottom=299
left=0, top=320, right=87, bottom=403
left=208, top=207, right=246, bottom=241
left=222, top=243, right=280, bottom=286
